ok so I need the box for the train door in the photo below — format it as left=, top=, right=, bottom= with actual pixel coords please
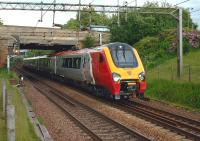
left=83, top=53, right=95, bottom=84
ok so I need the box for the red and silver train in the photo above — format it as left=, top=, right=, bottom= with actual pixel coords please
left=24, top=42, right=147, bottom=100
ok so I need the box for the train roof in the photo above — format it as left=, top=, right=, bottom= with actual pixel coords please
left=50, top=45, right=107, bottom=57
left=23, top=55, right=48, bottom=60
left=24, top=42, right=132, bottom=60
left=23, top=43, right=134, bottom=59
left=50, top=42, right=133, bottom=57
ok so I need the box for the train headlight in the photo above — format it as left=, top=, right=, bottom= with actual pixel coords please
left=138, top=72, right=145, bottom=81
left=112, top=73, right=121, bottom=82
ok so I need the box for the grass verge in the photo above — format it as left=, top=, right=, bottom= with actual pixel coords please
left=7, top=85, right=40, bottom=141
left=146, top=49, right=200, bottom=111
left=146, top=48, right=200, bottom=83
left=145, top=79, right=200, bottom=111
left=0, top=81, right=7, bottom=141
left=0, top=68, right=39, bottom=141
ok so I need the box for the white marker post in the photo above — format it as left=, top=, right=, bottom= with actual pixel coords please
left=7, top=55, right=10, bottom=73
left=7, top=105, right=15, bottom=141
left=2, top=80, right=6, bottom=115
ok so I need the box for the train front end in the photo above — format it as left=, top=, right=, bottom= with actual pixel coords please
left=104, top=42, right=147, bottom=99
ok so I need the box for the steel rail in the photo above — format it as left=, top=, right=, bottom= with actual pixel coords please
left=19, top=68, right=200, bottom=140
left=129, top=100, right=200, bottom=126
left=116, top=101, right=200, bottom=141
left=24, top=73, right=102, bottom=141
left=49, top=89, right=151, bottom=141
left=19, top=68, right=151, bottom=141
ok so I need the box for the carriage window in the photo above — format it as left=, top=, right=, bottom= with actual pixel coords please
left=72, top=58, right=75, bottom=68
left=66, top=59, right=69, bottom=68
left=77, top=58, right=81, bottom=69
left=73, top=58, right=81, bottom=69
left=68, top=58, right=72, bottom=68
left=99, top=54, right=104, bottom=63
left=63, top=58, right=65, bottom=67
left=63, top=58, right=69, bottom=68
left=62, top=57, right=82, bottom=69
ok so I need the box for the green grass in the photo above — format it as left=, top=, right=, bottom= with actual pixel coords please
left=0, top=68, right=17, bottom=79
left=146, top=79, right=200, bottom=110
left=146, top=49, right=200, bottom=110
left=0, top=81, right=7, bottom=141
left=7, top=83, right=40, bottom=141
left=37, top=116, right=44, bottom=125
left=147, top=48, right=200, bottom=82
left=0, top=68, right=40, bottom=141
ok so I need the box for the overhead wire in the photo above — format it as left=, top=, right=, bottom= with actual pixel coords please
left=34, top=0, right=55, bottom=28
left=127, top=0, right=134, bottom=5
left=34, top=0, right=57, bottom=43
left=174, top=0, right=190, bottom=6
left=191, top=9, right=200, bottom=13
left=89, top=0, right=95, bottom=4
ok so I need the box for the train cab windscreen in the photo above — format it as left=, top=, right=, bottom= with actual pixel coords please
left=108, top=43, right=138, bottom=68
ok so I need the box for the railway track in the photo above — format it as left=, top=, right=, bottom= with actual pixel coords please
left=19, top=69, right=150, bottom=141
left=80, top=89, right=200, bottom=141
left=18, top=68, right=200, bottom=141
left=117, top=100, right=200, bottom=141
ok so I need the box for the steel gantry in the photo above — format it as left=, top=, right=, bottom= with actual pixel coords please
left=0, top=1, right=176, bottom=13
left=0, top=1, right=183, bottom=77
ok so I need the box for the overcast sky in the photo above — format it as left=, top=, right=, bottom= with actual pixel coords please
left=0, top=0, right=199, bottom=29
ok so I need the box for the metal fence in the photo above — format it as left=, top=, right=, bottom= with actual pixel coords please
left=146, top=65, right=200, bottom=83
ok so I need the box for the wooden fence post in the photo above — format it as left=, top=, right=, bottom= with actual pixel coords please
left=171, top=65, right=174, bottom=80
left=7, top=105, right=15, bottom=141
left=189, top=65, right=191, bottom=82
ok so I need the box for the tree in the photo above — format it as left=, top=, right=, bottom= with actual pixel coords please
left=110, top=13, right=158, bottom=45
left=79, top=8, right=110, bottom=28
left=82, top=35, right=96, bottom=48
left=26, top=50, right=54, bottom=57
left=63, top=7, right=110, bottom=29
left=63, top=18, right=79, bottom=29
left=142, top=1, right=195, bottom=29
left=110, top=1, right=197, bottom=45
left=0, top=18, right=3, bottom=25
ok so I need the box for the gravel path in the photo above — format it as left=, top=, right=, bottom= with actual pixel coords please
left=24, top=80, right=92, bottom=141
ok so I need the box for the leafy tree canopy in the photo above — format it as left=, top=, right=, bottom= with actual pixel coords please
left=26, top=50, right=54, bottom=57
left=0, top=18, right=3, bottom=25
left=63, top=18, right=79, bottom=29
left=82, top=35, right=96, bottom=48
left=110, top=1, right=196, bottom=45
left=63, top=7, right=110, bottom=29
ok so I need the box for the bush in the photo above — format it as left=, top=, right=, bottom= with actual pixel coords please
left=133, top=36, right=175, bottom=68
left=83, top=36, right=96, bottom=48
left=133, top=29, right=198, bottom=69
left=183, top=37, right=192, bottom=53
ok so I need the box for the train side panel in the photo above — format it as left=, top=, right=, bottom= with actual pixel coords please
left=90, top=51, right=120, bottom=98
left=56, top=55, right=85, bottom=82
left=82, top=53, right=95, bottom=84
